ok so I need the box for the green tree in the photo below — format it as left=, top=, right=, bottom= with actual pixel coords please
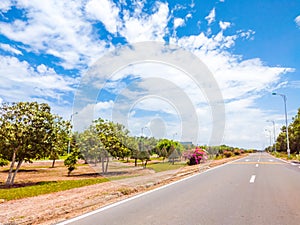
left=77, top=126, right=109, bottom=174
left=156, top=139, right=183, bottom=159
left=64, top=147, right=81, bottom=176
left=289, top=109, right=300, bottom=154
left=0, top=102, right=61, bottom=187
left=48, top=117, right=70, bottom=168
left=168, top=145, right=180, bottom=164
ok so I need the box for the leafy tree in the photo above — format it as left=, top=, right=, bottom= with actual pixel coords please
left=0, top=154, right=9, bottom=167
left=156, top=139, right=183, bottom=159
left=127, top=136, right=139, bottom=166
left=275, top=108, right=300, bottom=154
left=0, top=102, right=63, bottom=187
left=94, top=118, right=130, bottom=159
left=77, top=127, right=109, bottom=174
left=48, top=117, right=70, bottom=168
left=289, top=108, right=300, bottom=154
left=168, top=145, right=180, bottom=165
left=138, top=150, right=150, bottom=168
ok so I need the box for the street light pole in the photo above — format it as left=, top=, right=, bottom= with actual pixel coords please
left=67, top=112, right=78, bottom=154
left=266, top=120, right=277, bottom=152
left=272, top=92, right=290, bottom=158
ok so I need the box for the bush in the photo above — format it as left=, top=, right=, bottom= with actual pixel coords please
left=223, top=150, right=233, bottom=158
left=233, top=149, right=241, bottom=155
left=183, top=147, right=208, bottom=165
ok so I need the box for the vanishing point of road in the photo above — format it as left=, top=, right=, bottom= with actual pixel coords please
left=58, top=152, right=300, bottom=225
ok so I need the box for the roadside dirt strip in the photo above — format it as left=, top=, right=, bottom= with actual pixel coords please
left=0, top=156, right=245, bottom=225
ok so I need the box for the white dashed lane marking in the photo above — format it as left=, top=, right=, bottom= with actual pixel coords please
left=250, top=175, right=256, bottom=183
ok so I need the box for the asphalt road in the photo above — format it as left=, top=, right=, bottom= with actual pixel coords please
left=57, top=152, right=300, bottom=225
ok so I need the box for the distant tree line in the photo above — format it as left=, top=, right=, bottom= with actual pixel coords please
left=272, top=108, right=300, bottom=154
left=0, top=101, right=254, bottom=187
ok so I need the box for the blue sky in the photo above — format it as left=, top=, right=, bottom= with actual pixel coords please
left=0, top=0, right=299, bottom=149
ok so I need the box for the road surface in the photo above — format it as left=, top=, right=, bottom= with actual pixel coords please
left=57, top=152, right=300, bottom=225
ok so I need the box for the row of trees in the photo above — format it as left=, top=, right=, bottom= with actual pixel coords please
left=0, top=101, right=251, bottom=186
left=273, top=108, right=300, bottom=154
left=0, top=102, right=186, bottom=186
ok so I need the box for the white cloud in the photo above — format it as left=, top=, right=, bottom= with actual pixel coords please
left=0, top=0, right=108, bottom=69
left=186, top=13, right=192, bottom=19
left=205, top=8, right=215, bottom=25
left=120, top=2, right=169, bottom=42
left=169, top=29, right=294, bottom=148
left=295, top=15, right=300, bottom=28
left=174, top=18, right=185, bottom=29
left=0, top=0, right=12, bottom=12
left=0, top=43, right=23, bottom=55
left=0, top=56, right=76, bottom=103
left=85, top=0, right=121, bottom=34
left=219, top=21, right=231, bottom=30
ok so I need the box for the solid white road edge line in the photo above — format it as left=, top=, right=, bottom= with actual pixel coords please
left=249, top=175, right=256, bottom=183
left=56, top=156, right=247, bottom=225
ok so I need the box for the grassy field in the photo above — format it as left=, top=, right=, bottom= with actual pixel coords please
left=0, top=159, right=188, bottom=201
left=148, top=162, right=186, bottom=172
left=0, top=178, right=109, bottom=201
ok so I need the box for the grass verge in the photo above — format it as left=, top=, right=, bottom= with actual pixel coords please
left=148, top=162, right=186, bottom=172
left=0, top=178, right=109, bottom=201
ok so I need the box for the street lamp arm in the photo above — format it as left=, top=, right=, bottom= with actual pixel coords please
left=272, top=92, right=290, bottom=157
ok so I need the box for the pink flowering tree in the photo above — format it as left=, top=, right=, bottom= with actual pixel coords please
left=183, top=147, right=208, bottom=165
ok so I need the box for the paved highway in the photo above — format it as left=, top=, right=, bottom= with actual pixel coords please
left=58, top=152, right=300, bottom=225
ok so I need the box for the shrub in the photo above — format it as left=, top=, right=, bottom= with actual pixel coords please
left=183, top=147, right=208, bottom=165
left=223, top=150, right=233, bottom=158
left=233, top=149, right=241, bottom=155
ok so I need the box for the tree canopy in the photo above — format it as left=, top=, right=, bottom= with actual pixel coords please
left=0, top=102, right=69, bottom=186
left=276, top=108, right=300, bottom=154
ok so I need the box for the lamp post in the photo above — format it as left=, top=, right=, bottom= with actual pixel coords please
left=272, top=92, right=290, bottom=158
left=67, top=112, right=78, bottom=154
left=266, top=120, right=276, bottom=152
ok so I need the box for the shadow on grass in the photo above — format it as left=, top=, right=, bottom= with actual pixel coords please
left=1, top=169, right=38, bottom=173
left=0, top=181, right=58, bottom=189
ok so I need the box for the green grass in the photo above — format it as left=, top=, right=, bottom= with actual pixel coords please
left=148, top=162, right=186, bottom=172
left=0, top=178, right=109, bottom=201
left=271, top=151, right=298, bottom=160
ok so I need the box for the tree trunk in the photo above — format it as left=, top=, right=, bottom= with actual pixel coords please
left=105, top=156, right=109, bottom=173
left=51, top=159, right=56, bottom=168
left=101, top=157, right=105, bottom=174
left=144, top=159, right=148, bottom=168
left=6, top=150, right=17, bottom=187
left=10, top=159, right=23, bottom=186
left=134, top=158, right=137, bottom=167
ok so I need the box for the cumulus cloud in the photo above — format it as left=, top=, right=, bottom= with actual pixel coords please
left=0, top=0, right=12, bottom=12
left=85, top=0, right=121, bottom=34
left=205, top=8, right=216, bottom=25
left=295, top=15, right=300, bottom=28
left=120, top=2, right=169, bottom=42
left=0, top=43, right=23, bottom=55
left=174, top=18, right=185, bottom=29
left=219, top=21, right=231, bottom=30
left=0, top=55, right=76, bottom=104
left=0, top=0, right=108, bottom=69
